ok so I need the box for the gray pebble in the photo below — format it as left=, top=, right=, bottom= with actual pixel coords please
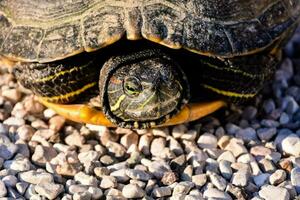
left=257, top=128, right=277, bottom=141
left=259, top=185, right=289, bottom=200
left=68, top=184, right=88, bottom=194
left=209, top=172, right=227, bottom=191
left=152, top=186, right=172, bottom=198
left=197, top=133, right=218, bottom=149
left=203, top=188, right=232, bottom=200
left=126, top=169, right=151, bottom=181
left=291, top=167, right=300, bottom=193
left=100, top=176, right=117, bottom=189
left=122, top=184, right=145, bottom=198
left=0, top=135, right=18, bottom=160
left=269, top=169, right=286, bottom=185
left=235, top=127, right=257, bottom=142
left=173, top=181, right=194, bottom=195
left=16, top=182, right=29, bottom=195
left=73, top=191, right=92, bottom=200
left=281, top=134, right=300, bottom=156
left=253, top=173, right=270, bottom=187
left=35, top=182, right=64, bottom=200
left=191, top=174, right=207, bottom=187
left=219, top=160, right=233, bottom=180
left=110, top=169, right=130, bottom=183
left=150, top=137, right=166, bottom=157
left=88, top=186, right=103, bottom=199
left=3, top=155, right=31, bottom=172
left=231, top=171, right=249, bottom=187
left=2, top=175, right=17, bottom=187
left=0, top=180, right=7, bottom=197
left=74, top=172, right=99, bottom=186
left=19, top=170, right=53, bottom=184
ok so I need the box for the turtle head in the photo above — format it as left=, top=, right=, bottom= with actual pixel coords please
left=99, top=49, right=190, bottom=129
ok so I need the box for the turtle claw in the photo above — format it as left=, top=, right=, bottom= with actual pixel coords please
left=39, top=98, right=226, bottom=128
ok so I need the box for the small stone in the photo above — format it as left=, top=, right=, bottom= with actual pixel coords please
left=181, top=129, right=197, bottom=141
left=138, top=134, right=153, bottom=156
left=259, top=185, right=289, bottom=200
left=78, top=150, right=101, bottom=164
left=279, top=112, right=290, bottom=124
left=0, top=180, right=7, bottom=197
left=281, top=134, right=300, bottom=156
left=161, top=171, right=178, bottom=185
left=152, top=186, right=172, bottom=198
left=218, top=135, right=231, bottom=149
left=4, top=155, right=31, bottom=172
left=172, top=124, right=187, bottom=138
left=68, top=184, right=88, bottom=194
left=147, top=160, right=171, bottom=179
left=110, top=169, right=130, bottom=183
left=74, top=172, right=99, bottom=186
left=217, top=151, right=236, bottom=163
left=65, top=131, right=85, bottom=147
left=32, top=145, right=58, bottom=166
left=259, top=159, right=276, bottom=173
left=209, top=172, right=227, bottom=191
left=120, top=132, right=139, bottom=150
left=173, top=181, right=194, bottom=195
left=181, top=165, right=193, bottom=181
left=16, top=125, right=34, bottom=141
left=291, top=167, right=300, bottom=193
left=23, top=96, right=44, bottom=114
left=16, top=182, right=29, bottom=195
left=261, top=119, right=280, bottom=128
left=152, top=128, right=169, bottom=137
left=231, top=171, right=249, bottom=187
left=269, top=169, right=286, bottom=185
left=49, top=115, right=65, bottom=132
left=150, top=137, right=166, bottom=156
left=126, top=169, right=151, bottom=181
left=94, top=167, right=110, bottom=177
left=257, top=128, right=277, bottom=141
left=224, top=139, right=248, bottom=157
left=43, top=109, right=56, bottom=118
left=122, top=184, right=145, bottom=198
left=2, top=89, right=21, bottom=103
left=250, top=146, right=272, bottom=157
left=100, top=176, right=117, bottom=189
left=0, top=135, right=18, bottom=160
left=35, top=182, right=64, bottom=200
left=50, top=152, right=83, bottom=176
left=253, top=173, right=270, bottom=187
left=197, top=133, right=217, bottom=149
left=263, top=99, right=276, bottom=114
left=219, top=160, right=233, bottom=180
left=168, top=136, right=184, bottom=155
left=192, top=174, right=207, bottom=187
left=19, top=170, right=54, bottom=184
left=105, top=141, right=126, bottom=158
left=73, top=191, right=92, bottom=200
left=2, top=175, right=17, bottom=187
left=203, top=188, right=232, bottom=200
left=235, top=127, right=257, bottom=142
left=88, top=187, right=103, bottom=199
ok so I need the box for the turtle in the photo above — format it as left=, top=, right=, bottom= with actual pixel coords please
left=0, top=0, right=299, bottom=129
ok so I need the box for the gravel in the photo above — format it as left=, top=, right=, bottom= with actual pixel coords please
left=0, top=27, right=299, bottom=199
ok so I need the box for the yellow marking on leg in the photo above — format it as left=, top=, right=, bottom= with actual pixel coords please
left=202, top=84, right=256, bottom=98
left=41, top=82, right=97, bottom=102
left=34, top=63, right=90, bottom=83
left=110, top=94, right=126, bottom=112
left=201, top=60, right=257, bottom=79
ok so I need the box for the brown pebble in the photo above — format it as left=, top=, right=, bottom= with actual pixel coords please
left=49, top=116, right=65, bottom=132
left=161, top=171, right=178, bottom=185
left=2, top=88, right=21, bottom=103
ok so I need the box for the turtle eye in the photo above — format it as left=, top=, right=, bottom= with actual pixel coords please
left=123, top=77, right=142, bottom=96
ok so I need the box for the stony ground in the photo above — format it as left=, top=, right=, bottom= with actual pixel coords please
left=0, top=30, right=300, bottom=200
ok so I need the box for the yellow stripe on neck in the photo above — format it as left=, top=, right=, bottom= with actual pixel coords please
left=202, top=84, right=256, bottom=98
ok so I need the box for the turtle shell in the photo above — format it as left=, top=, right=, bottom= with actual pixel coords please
left=0, top=0, right=299, bottom=63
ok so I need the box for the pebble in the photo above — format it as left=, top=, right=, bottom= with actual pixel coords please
left=203, top=188, right=232, bottom=200
left=259, top=185, right=290, bottom=200
left=219, top=160, right=233, bottom=180
left=150, top=137, right=166, bottom=156
left=16, top=182, right=29, bottom=195
left=73, top=191, right=91, bottom=200
left=231, top=171, right=249, bottom=187
left=88, top=186, right=103, bottom=199
left=3, top=155, right=31, bottom=172
left=0, top=180, right=7, bottom=197
left=78, top=150, right=101, bottom=164
left=291, top=167, right=300, bottom=193
left=191, top=174, right=207, bottom=187
left=122, top=184, right=145, bottom=198
left=105, top=141, right=127, bottom=158
left=110, top=169, right=130, bottom=183
left=224, top=139, right=248, bottom=157
left=235, top=127, right=257, bottom=142
left=2, top=175, right=18, bottom=187
left=35, top=182, right=64, bottom=200
left=257, top=128, right=277, bottom=141
left=138, top=134, right=152, bottom=155
left=152, top=186, right=172, bottom=198
left=126, top=169, right=151, bottom=181
left=209, top=172, right=227, bottom=191
left=32, top=145, right=58, bottom=166
left=197, top=133, right=218, bottom=149
left=0, top=135, right=18, bottom=160
left=269, top=169, right=286, bottom=185
left=19, top=170, right=54, bottom=184
left=16, top=125, right=34, bottom=141
left=173, top=181, right=194, bottom=195
left=74, top=172, right=99, bottom=186
left=161, top=171, right=178, bottom=185
left=253, top=173, right=270, bottom=187
left=281, top=134, right=300, bottom=156
left=100, top=176, right=117, bottom=189
left=50, top=152, right=83, bottom=176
